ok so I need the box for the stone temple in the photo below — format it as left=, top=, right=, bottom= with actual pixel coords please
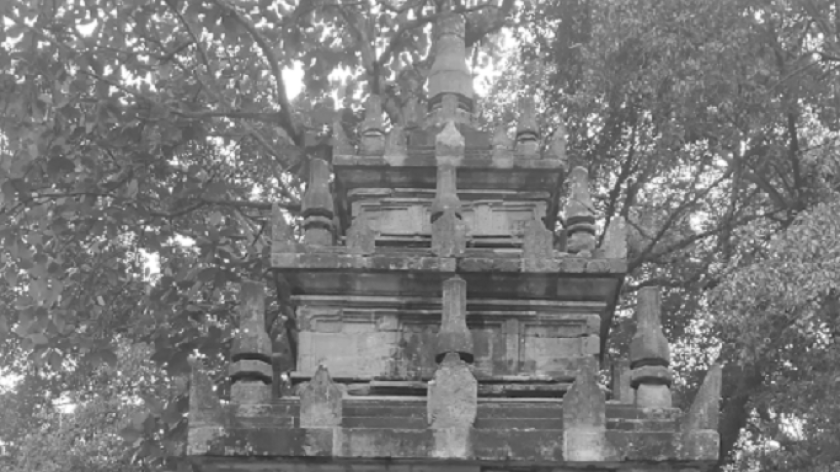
left=186, top=4, right=722, bottom=471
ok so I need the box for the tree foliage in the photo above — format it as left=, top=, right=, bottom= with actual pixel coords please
left=1, top=0, right=839, bottom=471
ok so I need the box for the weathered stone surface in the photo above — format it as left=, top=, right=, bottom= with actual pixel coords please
left=428, top=353, right=477, bottom=428
left=431, top=210, right=467, bottom=257
left=384, top=124, right=408, bottom=166
left=683, top=364, right=722, bottom=431
left=431, top=427, right=472, bottom=459
left=427, top=1, right=473, bottom=120
left=302, top=158, right=335, bottom=246
left=345, top=217, right=376, bottom=255
left=436, top=277, right=473, bottom=358
left=491, top=124, right=513, bottom=168
left=630, top=286, right=671, bottom=367
left=435, top=120, right=465, bottom=167
left=231, top=380, right=272, bottom=404
left=565, top=167, right=597, bottom=255
left=630, top=364, right=673, bottom=387
left=299, top=365, right=343, bottom=428
left=360, top=95, right=385, bottom=154
left=521, top=218, right=554, bottom=272
left=602, top=215, right=627, bottom=259
left=229, top=359, right=273, bottom=383
left=515, top=95, right=539, bottom=157
left=563, top=357, right=618, bottom=461
left=635, top=384, right=673, bottom=409
left=430, top=164, right=461, bottom=218
left=611, top=358, right=634, bottom=403
left=231, top=280, right=272, bottom=360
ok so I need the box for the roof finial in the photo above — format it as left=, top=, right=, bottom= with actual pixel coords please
left=427, top=0, right=473, bottom=123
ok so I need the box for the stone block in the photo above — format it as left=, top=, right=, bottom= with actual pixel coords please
left=299, top=365, right=343, bottom=428
left=436, top=276, right=473, bottom=358
left=602, top=215, right=627, bottom=259
left=521, top=218, right=555, bottom=272
left=346, top=217, right=376, bottom=255
left=630, top=286, right=671, bottom=366
left=431, top=428, right=473, bottom=459
left=435, top=121, right=465, bottom=167
left=231, top=380, right=272, bottom=404
left=563, top=357, right=617, bottom=461
left=427, top=353, right=477, bottom=428
left=231, top=280, right=272, bottom=360
left=384, top=124, right=408, bottom=166
left=431, top=210, right=466, bottom=257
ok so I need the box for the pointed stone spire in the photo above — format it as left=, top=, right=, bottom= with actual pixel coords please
left=427, top=0, right=473, bottom=124
left=299, top=365, right=343, bottom=428
left=563, top=357, right=615, bottom=461
left=332, top=115, right=354, bottom=156
left=230, top=280, right=273, bottom=404
left=301, top=158, right=335, bottom=246
left=515, top=95, right=539, bottom=157
left=548, top=120, right=567, bottom=167
left=602, top=216, right=627, bottom=259
left=427, top=352, right=477, bottom=458
left=629, top=287, right=673, bottom=408
left=436, top=276, right=473, bottom=361
left=384, top=123, right=408, bottom=166
left=491, top=124, right=514, bottom=168
left=271, top=203, right=298, bottom=254
left=522, top=218, right=554, bottom=272
left=683, top=364, right=722, bottom=431
left=187, top=358, right=225, bottom=455
left=359, top=94, right=385, bottom=155
left=564, top=167, right=597, bottom=256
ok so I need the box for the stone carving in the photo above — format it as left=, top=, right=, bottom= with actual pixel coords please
left=428, top=352, right=477, bottom=459
left=491, top=124, right=514, bottom=168
left=301, top=158, right=335, bottom=246
left=383, top=123, right=408, bottom=166
left=346, top=216, right=376, bottom=255
left=427, top=0, right=473, bottom=122
left=230, top=280, right=272, bottom=404
left=629, top=287, right=673, bottom=408
left=602, top=215, right=627, bottom=259
left=359, top=94, right=385, bottom=155
left=563, top=357, right=615, bottom=461
left=611, top=358, right=634, bottom=404
left=431, top=210, right=467, bottom=257
left=299, top=364, right=343, bottom=428
left=522, top=218, right=554, bottom=272
left=515, top=95, right=539, bottom=158
left=435, top=120, right=465, bottom=167
left=436, top=276, right=473, bottom=360
left=565, top=167, right=597, bottom=256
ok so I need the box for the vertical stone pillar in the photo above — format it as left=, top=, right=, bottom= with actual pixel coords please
left=563, top=357, right=615, bottom=461
left=431, top=121, right=466, bottom=257
left=515, top=95, right=540, bottom=158
left=564, top=167, right=597, bottom=256
left=359, top=94, right=385, bottom=155
left=301, top=158, right=335, bottom=246
left=230, top=280, right=273, bottom=404
left=427, top=352, right=477, bottom=458
left=187, top=359, right=225, bottom=455
left=629, top=287, right=673, bottom=408
left=436, top=276, right=473, bottom=362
